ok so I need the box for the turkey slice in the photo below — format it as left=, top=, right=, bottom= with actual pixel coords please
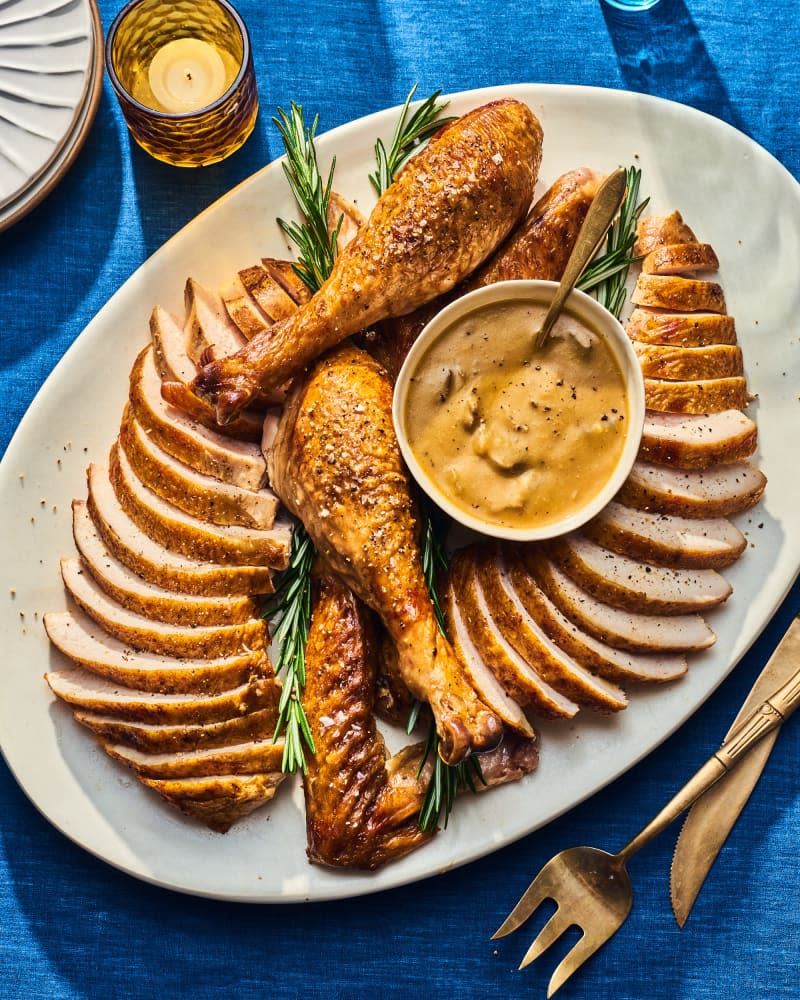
left=260, top=258, right=311, bottom=306
left=619, top=460, right=767, bottom=518
left=642, top=242, right=719, bottom=275
left=184, top=277, right=247, bottom=363
left=626, top=309, right=736, bottom=347
left=72, top=707, right=277, bottom=754
left=584, top=501, right=746, bottom=569
left=72, top=500, right=260, bottom=625
left=110, top=444, right=291, bottom=569
left=632, top=274, right=726, bottom=314
left=640, top=409, right=757, bottom=469
left=548, top=533, right=732, bottom=614
left=60, top=558, right=268, bottom=660
left=480, top=549, right=628, bottom=712
left=129, top=346, right=267, bottom=489
left=102, top=738, right=285, bottom=779
left=220, top=275, right=272, bottom=340
left=634, top=211, right=697, bottom=254
left=238, top=264, right=299, bottom=324
left=150, top=305, right=196, bottom=383
left=442, top=578, right=534, bottom=737
left=525, top=552, right=716, bottom=653
left=86, top=468, right=274, bottom=597
left=502, top=552, right=687, bottom=683
left=634, top=342, right=743, bottom=381
left=46, top=665, right=276, bottom=724
left=644, top=376, right=750, bottom=414
left=139, top=772, right=285, bottom=832
left=119, top=409, right=279, bottom=530
left=45, top=607, right=272, bottom=694
left=449, top=550, right=579, bottom=719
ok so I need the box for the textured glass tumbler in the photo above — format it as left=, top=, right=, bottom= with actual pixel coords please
left=602, top=0, right=662, bottom=9
left=105, top=0, right=258, bottom=167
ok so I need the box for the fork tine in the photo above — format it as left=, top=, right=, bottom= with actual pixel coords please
left=518, top=904, right=573, bottom=969
left=491, top=871, right=553, bottom=939
left=546, top=930, right=606, bottom=998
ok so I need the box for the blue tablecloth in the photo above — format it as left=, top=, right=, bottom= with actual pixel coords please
left=2, top=1, right=799, bottom=997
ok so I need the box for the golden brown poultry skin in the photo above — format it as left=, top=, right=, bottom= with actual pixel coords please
left=192, top=99, right=543, bottom=423
left=367, top=166, right=604, bottom=380
left=303, top=565, right=540, bottom=869
left=268, top=344, right=503, bottom=764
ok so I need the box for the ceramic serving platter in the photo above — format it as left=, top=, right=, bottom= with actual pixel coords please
left=1, top=84, right=799, bottom=902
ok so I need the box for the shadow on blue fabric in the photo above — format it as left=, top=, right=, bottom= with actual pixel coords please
left=601, top=0, right=747, bottom=133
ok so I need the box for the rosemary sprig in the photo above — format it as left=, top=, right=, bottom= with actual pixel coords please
left=577, top=166, right=649, bottom=319
left=369, top=84, right=455, bottom=197
left=416, top=722, right=487, bottom=832
left=273, top=102, right=342, bottom=294
left=266, top=102, right=347, bottom=773
left=264, top=526, right=316, bottom=773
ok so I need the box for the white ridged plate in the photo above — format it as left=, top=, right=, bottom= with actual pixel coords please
left=1, top=85, right=799, bottom=903
left=0, top=0, right=96, bottom=222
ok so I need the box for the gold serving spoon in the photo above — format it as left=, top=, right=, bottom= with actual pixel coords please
left=531, top=166, right=628, bottom=350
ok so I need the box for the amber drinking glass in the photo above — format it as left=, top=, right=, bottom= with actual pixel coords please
left=105, top=0, right=258, bottom=167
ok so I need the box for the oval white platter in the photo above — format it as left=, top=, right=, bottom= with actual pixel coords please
left=1, top=84, right=799, bottom=903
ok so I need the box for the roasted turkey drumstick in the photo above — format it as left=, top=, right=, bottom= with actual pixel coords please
left=268, top=344, right=503, bottom=765
left=192, top=98, right=543, bottom=423
left=304, top=565, right=539, bottom=869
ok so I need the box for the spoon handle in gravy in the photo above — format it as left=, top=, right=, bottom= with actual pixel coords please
left=532, top=166, right=628, bottom=350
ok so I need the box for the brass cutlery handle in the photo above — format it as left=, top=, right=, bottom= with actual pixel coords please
left=617, top=662, right=800, bottom=862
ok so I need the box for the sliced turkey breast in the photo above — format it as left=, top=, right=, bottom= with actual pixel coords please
left=449, top=550, right=579, bottom=719
left=102, top=738, right=285, bottom=779
left=60, top=558, right=268, bottom=659
left=110, top=444, right=292, bottom=569
left=327, top=190, right=366, bottom=252
left=634, top=211, right=698, bottom=254
left=46, top=665, right=276, bottom=724
left=548, top=533, right=732, bottom=614
left=584, top=501, right=746, bottom=569
left=221, top=275, right=272, bottom=340
left=479, top=549, right=628, bottom=712
left=45, top=607, right=272, bottom=694
left=184, top=277, right=247, bottom=364
left=644, top=376, right=750, bottom=414
left=119, top=409, right=279, bottom=530
left=260, top=258, right=312, bottom=306
left=442, top=576, right=535, bottom=737
left=626, top=309, right=737, bottom=347
left=129, top=347, right=268, bottom=489
left=150, top=305, right=197, bottom=384
left=632, top=274, right=726, bottom=314
left=634, top=343, right=743, bottom=381
left=139, top=772, right=285, bottom=832
left=239, top=264, right=299, bottom=324
left=502, top=552, right=688, bottom=683
left=72, top=706, right=277, bottom=754
left=524, top=552, right=716, bottom=653
left=642, top=242, right=719, bottom=275
left=86, top=468, right=274, bottom=597
left=72, top=500, right=260, bottom=625
left=640, top=409, right=757, bottom=469
left=619, top=460, right=767, bottom=518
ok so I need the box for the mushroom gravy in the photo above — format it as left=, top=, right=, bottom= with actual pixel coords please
left=403, top=299, right=629, bottom=531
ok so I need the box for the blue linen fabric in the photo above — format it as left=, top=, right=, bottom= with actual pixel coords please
left=1, top=1, right=799, bottom=997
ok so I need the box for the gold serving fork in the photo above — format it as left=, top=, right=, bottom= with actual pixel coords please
left=492, top=658, right=800, bottom=996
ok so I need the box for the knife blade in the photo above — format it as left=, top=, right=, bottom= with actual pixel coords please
left=670, top=615, right=800, bottom=927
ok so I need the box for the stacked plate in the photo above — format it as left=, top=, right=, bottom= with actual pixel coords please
left=0, top=0, right=103, bottom=233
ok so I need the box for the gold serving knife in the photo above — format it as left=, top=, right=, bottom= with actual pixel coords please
left=670, top=615, right=800, bottom=927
